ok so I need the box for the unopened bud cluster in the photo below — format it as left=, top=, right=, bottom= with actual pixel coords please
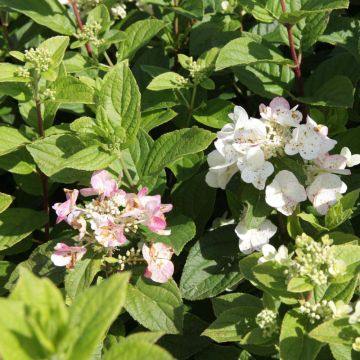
left=118, top=247, right=142, bottom=270
left=43, top=89, right=56, bottom=101
left=24, top=47, right=52, bottom=72
left=16, top=67, right=31, bottom=78
left=286, top=234, right=344, bottom=286
left=111, top=3, right=127, bottom=18
left=255, top=309, right=278, bottom=338
left=188, top=59, right=207, bottom=84
left=353, top=337, right=360, bottom=352
left=299, top=300, right=332, bottom=324
left=78, top=22, right=104, bottom=47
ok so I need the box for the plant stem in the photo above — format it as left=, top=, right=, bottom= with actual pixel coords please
left=186, top=85, right=197, bottom=126
left=176, top=89, right=190, bottom=108
left=279, top=0, right=304, bottom=98
left=34, top=78, right=50, bottom=241
left=118, top=153, right=135, bottom=189
left=0, top=11, right=12, bottom=50
left=70, top=0, right=93, bottom=57
left=104, top=51, right=114, bottom=67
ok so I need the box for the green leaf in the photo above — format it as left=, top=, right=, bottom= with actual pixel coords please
left=103, top=339, right=174, bottom=360
left=174, top=0, right=204, bottom=19
left=287, top=277, right=313, bottom=293
left=309, top=318, right=360, bottom=346
left=0, top=126, right=29, bottom=156
left=279, top=0, right=349, bottom=25
left=215, top=35, right=292, bottom=71
left=212, top=293, right=263, bottom=317
left=125, top=277, right=184, bottom=334
left=239, top=253, right=299, bottom=304
left=320, top=17, right=360, bottom=63
left=298, top=212, right=328, bottom=231
left=50, top=76, right=94, bottom=104
left=325, top=190, right=360, bottom=230
left=280, top=310, right=322, bottom=360
left=332, top=245, right=360, bottom=282
left=234, top=62, right=294, bottom=99
left=180, top=226, right=243, bottom=300
left=117, top=19, right=165, bottom=61
left=0, top=261, right=15, bottom=294
left=141, top=109, right=177, bottom=132
left=27, top=134, right=115, bottom=177
left=0, top=0, right=76, bottom=35
left=64, top=258, right=102, bottom=301
left=202, top=306, right=261, bottom=343
left=193, top=99, right=233, bottom=129
left=147, top=72, right=187, bottom=91
left=6, top=240, right=65, bottom=291
left=66, top=273, right=130, bottom=360
left=38, top=36, right=70, bottom=69
left=142, top=126, right=215, bottom=175
left=87, top=4, right=111, bottom=34
left=0, top=63, right=30, bottom=83
left=157, top=313, right=211, bottom=359
left=171, top=171, right=216, bottom=233
left=99, top=62, right=141, bottom=147
left=168, top=152, right=204, bottom=182
left=0, top=193, right=13, bottom=214
left=146, top=215, right=196, bottom=255
left=0, top=209, right=47, bottom=251
left=297, top=75, right=354, bottom=108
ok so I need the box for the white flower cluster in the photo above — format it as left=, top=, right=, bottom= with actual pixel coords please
left=206, top=97, right=359, bottom=215
left=206, top=97, right=360, bottom=253
left=299, top=300, right=332, bottom=324
left=78, top=22, right=104, bottom=46
left=255, top=309, right=278, bottom=338
left=117, top=247, right=142, bottom=270
left=353, top=338, right=360, bottom=352
left=24, top=47, right=52, bottom=72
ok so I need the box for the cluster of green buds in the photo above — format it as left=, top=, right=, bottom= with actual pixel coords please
left=187, top=58, right=208, bottom=84
left=16, top=67, right=31, bottom=78
left=42, top=89, right=56, bottom=101
left=255, top=309, right=278, bottom=338
left=353, top=338, right=360, bottom=352
left=299, top=300, right=332, bottom=324
left=24, top=47, right=52, bottom=72
left=286, top=234, right=345, bottom=286
left=78, top=22, right=104, bottom=47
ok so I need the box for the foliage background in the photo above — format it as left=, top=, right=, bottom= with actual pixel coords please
left=0, top=0, right=360, bottom=359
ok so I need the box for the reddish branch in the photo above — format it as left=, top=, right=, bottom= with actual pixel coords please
left=35, top=99, right=50, bottom=241
left=280, top=0, right=304, bottom=97
left=70, top=0, right=93, bottom=56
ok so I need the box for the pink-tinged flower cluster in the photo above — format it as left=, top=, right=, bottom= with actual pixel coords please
left=142, top=242, right=174, bottom=283
left=51, top=170, right=175, bottom=283
left=51, top=243, right=86, bottom=268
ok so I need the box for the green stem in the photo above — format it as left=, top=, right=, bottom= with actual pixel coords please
left=118, top=153, right=135, bottom=189
left=104, top=51, right=114, bottom=67
left=186, top=85, right=197, bottom=126
left=176, top=89, right=190, bottom=108
left=33, top=74, right=50, bottom=241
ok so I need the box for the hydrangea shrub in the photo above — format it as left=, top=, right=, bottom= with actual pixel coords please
left=0, top=0, right=359, bottom=359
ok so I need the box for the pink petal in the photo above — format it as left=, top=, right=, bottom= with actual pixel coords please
left=80, top=187, right=98, bottom=197
left=269, top=97, right=290, bottom=110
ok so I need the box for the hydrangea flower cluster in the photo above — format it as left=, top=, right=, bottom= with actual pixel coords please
left=206, top=97, right=360, bottom=254
left=51, top=170, right=175, bottom=283
left=299, top=300, right=333, bottom=324
left=255, top=309, right=278, bottom=338
left=24, top=47, right=52, bottom=72
left=260, top=234, right=346, bottom=287
left=78, top=22, right=104, bottom=47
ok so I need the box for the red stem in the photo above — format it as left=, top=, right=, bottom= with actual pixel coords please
left=70, top=0, right=92, bottom=56
left=35, top=99, right=50, bottom=241
left=280, top=0, right=304, bottom=97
